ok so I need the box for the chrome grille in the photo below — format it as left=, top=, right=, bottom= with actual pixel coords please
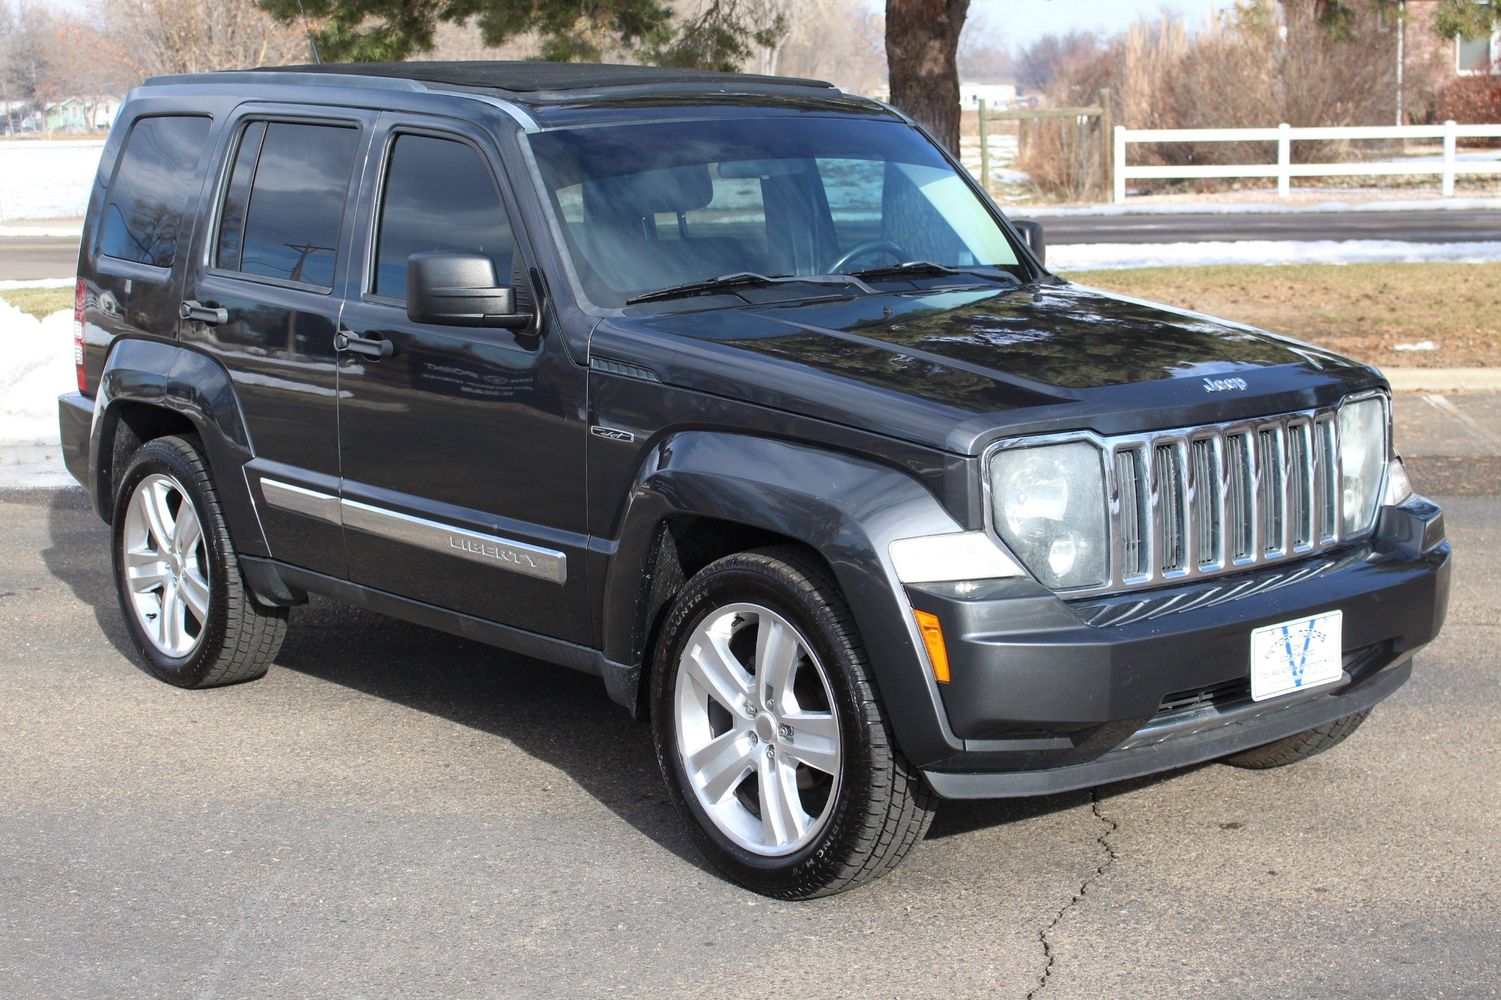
left=1100, top=407, right=1343, bottom=596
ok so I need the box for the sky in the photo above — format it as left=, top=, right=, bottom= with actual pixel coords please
left=964, top=0, right=1236, bottom=49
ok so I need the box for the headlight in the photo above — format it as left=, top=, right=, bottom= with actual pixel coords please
left=1338, top=396, right=1388, bottom=536
left=989, top=441, right=1108, bottom=590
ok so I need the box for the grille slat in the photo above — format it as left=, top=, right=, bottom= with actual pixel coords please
left=1226, top=433, right=1254, bottom=560
left=1289, top=422, right=1314, bottom=547
left=1154, top=444, right=1186, bottom=573
left=1190, top=438, right=1221, bottom=568
left=1115, top=449, right=1148, bottom=578
left=1072, top=405, right=1355, bottom=597
left=1316, top=418, right=1338, bottom=543
left=1257, top=426, right=1285, bottom=555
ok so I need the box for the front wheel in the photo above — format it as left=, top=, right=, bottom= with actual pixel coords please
left=651, top=548, right=934, bottom=899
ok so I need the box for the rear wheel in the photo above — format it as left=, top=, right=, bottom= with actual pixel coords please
left=112, top=435, right=287, bottom=688
left=1221, top=708, right=1371, bottom=769
left=652, top=547, right=934, bottom=898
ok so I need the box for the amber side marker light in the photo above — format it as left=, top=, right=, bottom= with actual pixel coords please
left=913, top=609, right=950, bottom=683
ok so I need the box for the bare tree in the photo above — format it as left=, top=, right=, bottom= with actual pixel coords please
left=1015, top=30, right=1101, bottom=96
left=765, top=0, right=887, bottom=95
left=98, top=0, right=307, bottom=79
left=958, top=5, right=1013, bottom=83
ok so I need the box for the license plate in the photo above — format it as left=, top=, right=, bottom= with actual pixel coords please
left=1250, top=611, right=1344, bottom=702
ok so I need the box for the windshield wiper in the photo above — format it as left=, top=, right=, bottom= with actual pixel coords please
left=844, top=260, right=1020, bottom=285
left=626, top=272, right=872, bottom=306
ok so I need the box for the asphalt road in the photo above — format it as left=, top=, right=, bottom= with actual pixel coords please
left=1, top=394, right=1499, bottom=999
left=1033, top=208, right=1501, bottom=246
left=0, top=235, right=78, bottom=280
left=3, top=209, right=1500, bottom=280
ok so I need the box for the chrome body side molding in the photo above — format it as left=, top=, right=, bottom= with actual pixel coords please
left=259, top=478, right=566, bottom=584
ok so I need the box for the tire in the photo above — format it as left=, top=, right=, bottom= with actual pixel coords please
left=1221, top=708, right=1371, bottom=770
left=111, top=434, right=287, bottom=688
left=651, top=546, right=935, bottom=899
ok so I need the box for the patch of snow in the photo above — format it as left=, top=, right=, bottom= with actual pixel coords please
left=0, top=297, right=74, bottom=486
left=1018, top=196, right=1501, bottom=218
left=0, top=444, right=75, bottom=489
left=1051, top=239, right=1501, bottom=271
left=0, top=141, right=104, bottom=222
left=1393, top=341, right=1440, bottom=352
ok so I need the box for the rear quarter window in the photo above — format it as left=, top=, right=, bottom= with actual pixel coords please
left=97, top=115, right=212, bottom=269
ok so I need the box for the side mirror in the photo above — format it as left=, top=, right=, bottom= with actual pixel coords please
left=1012, top=220, right=1046, bottom=267
left=406, top=251, right=533, bottom=329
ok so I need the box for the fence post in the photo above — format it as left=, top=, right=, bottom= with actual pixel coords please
left=1442, top=119, right=1457, bottom=197
left=977, top=98, right=990, bottom=196
left=1277, top=123, right=1291, bottom=198
left=1099, top=88, right=1113, bottom=199
left=1112, top=125, right=1127, bottom=203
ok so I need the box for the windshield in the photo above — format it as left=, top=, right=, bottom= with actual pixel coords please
left=526, top=116, right=1023, bottom=308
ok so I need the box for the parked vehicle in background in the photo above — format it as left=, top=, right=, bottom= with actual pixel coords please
left=58, top=62, right=1450, bottom=898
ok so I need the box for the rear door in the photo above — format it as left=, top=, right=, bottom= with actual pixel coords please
left=83, top=107, right=215, bottom=387
left=179, top=106, right=374, bottom=578
left=335, top=113, right=590, bottom=642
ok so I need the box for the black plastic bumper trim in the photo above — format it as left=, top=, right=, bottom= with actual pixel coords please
left=922, top=656, right=1410, bottom=799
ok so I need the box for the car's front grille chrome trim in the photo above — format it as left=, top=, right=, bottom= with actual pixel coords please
left=987, top=399, right=1381, bottom=601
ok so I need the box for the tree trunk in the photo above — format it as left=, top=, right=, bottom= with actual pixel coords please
left=885, top=0, right=970, bottom=154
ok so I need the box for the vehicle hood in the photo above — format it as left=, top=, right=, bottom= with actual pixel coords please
left=588, top=282, right=1384, bottom=455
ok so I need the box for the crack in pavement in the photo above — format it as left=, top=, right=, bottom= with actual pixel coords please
left=1026, top=788, right=1120, bottom=1000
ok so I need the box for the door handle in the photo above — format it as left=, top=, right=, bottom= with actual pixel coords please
left=334, top=330, right=395, bottom=360
left=179, top=300, right=227, bottom=325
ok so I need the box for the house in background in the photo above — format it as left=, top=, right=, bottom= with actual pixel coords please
left=1405, top=1, right=1498, bottom=79
left=42, top=97, right=120, bottom=133
left=959, top=82, right=1018, bottom=110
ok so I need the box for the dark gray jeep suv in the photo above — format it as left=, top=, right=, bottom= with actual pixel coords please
left=58, top=61, right=1450, bottom=898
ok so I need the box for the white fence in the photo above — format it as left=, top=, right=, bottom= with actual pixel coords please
left=1112, top=122, right=1501, bottom=203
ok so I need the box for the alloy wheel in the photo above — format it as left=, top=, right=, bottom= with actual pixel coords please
left=121, top=472, right=210, bottom=658
left=674, top=603, right=842, bottom=857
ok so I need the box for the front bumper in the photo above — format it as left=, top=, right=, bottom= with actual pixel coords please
left=909, top=494, right=1450, bottom=798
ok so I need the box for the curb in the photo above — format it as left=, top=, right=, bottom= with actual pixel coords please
left=1383, top=368, right=1501, bottom=393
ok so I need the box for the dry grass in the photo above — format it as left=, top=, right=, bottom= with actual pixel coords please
left=1, top=287, right=72, bottom=320
left=1068, top=262, right=1501, bottom=369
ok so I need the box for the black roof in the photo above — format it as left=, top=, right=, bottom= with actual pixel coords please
left=248, top=61, right=836, bottom=98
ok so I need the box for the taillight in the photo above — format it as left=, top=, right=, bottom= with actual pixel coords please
left=73, top=278, right=87, bottom=394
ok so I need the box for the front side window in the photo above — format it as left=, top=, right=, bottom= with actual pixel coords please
left=98, top=115, right=211, bottom=268
left=527, top=116, right=1021, bottom=308
left=215, top=121, right=359, bottom=289
left=373, top=134, right=513, bottom=299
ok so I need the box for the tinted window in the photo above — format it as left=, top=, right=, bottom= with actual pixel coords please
left=216, top=121, right=358, bottom=288
left=374, top=134, right=513, bottom=299
left=98, top=116, right=211, bottom=268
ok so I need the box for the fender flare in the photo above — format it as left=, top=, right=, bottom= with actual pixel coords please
left=91, top=338, right=269, bottom=558
left=601, top=431, right=968, bottom=767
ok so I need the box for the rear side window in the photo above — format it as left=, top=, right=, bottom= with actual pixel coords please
left=215, top=121, right=359, bottom=289
left=98, top=115, right=211, bottom=268
left=373, top=134, right=513, bottom=299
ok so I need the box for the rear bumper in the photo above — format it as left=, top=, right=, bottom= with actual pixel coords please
left=57, top=391, right=93, bottom=489
left=910, top=495, right=1450, bottom=798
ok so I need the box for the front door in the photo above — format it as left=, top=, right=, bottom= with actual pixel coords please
left=335, top=115, right=590, bottom=642
left=181, top=108, right=374, bottom=577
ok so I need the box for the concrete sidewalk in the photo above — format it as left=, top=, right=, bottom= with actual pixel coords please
left=1394, top=391, right=1501, bottom=495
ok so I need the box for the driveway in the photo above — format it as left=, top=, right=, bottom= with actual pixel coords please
left=1, top=394, right=1497, bottom=998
